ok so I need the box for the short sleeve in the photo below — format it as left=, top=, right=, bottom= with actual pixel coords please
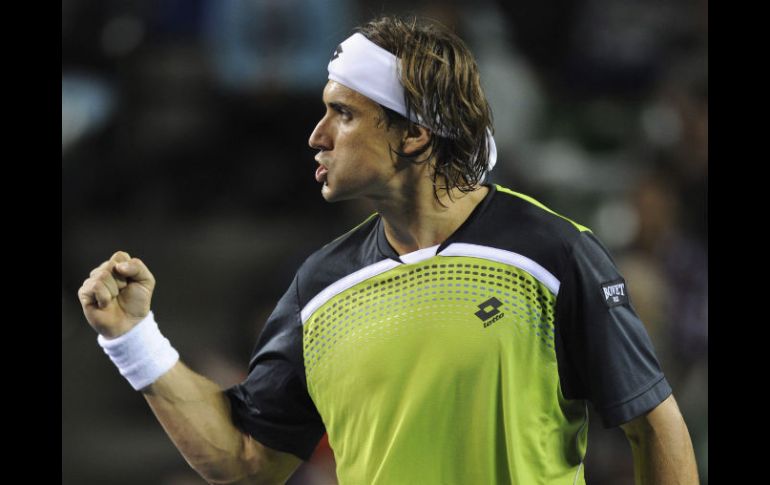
left=554, top=232, right=672, bottom=428
left=224, top=274, right=325, bottom=460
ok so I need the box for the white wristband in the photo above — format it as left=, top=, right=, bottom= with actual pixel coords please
left=97, top=311, right=179, bottom=391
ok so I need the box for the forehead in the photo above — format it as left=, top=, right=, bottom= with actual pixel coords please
left=322, top=80, right=380, bottom=111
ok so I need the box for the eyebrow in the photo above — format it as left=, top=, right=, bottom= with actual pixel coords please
left=327, top=101, right=355, bottom=114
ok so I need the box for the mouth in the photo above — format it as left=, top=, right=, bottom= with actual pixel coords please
left=315, top=163, right=329, bottom=184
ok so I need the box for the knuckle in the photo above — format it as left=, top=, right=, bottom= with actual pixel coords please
left=91, top=262, right=110, bottom=276
left=94, top=270, right=112, bottom=282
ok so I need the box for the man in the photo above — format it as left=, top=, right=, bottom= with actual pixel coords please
left=78, top=16, right=699, bottom=485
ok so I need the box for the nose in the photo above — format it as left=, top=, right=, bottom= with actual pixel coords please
left=308, top=116, right=332, bottom=152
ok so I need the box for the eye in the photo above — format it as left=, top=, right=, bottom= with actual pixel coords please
left=330, top=104, right=353, bottom=121
left=338, top=108, right=352, bottom=121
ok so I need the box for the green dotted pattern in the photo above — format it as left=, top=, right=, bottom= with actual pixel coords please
left=304, top=255, right=556, bottom=381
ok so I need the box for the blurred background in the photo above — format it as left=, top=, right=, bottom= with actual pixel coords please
left=62, top=0, right=707, bottom=483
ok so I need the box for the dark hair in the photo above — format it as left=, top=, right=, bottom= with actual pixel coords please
left=356, top=15, right=494, bottom=200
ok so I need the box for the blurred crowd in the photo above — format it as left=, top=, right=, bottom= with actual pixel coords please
left=62, top=0, right=707, bottom=484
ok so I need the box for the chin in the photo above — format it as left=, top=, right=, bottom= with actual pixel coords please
left=320, top=183, right=341, bottom=202
left=320, top=182, right=358, bottom=203
left=320, top=185, right=333, bottom=202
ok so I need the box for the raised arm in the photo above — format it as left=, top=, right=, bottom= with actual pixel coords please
left=620, top=394, right=699, bottom=485
left=78, top=251, right=302, bottom=485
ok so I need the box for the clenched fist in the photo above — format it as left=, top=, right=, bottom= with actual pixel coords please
left=78, top=251, right=156, bottom=339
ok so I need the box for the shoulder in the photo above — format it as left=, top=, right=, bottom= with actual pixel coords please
left=295, top=213, right=383, bottom=307
left=465, top=184, right=594, bottom=281
left=492, top=185, right=591, bottom=235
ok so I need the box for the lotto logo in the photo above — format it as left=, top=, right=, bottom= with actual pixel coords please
left=475, top=297, right=503, bottom=321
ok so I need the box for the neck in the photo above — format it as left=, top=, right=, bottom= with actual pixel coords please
left=374, top=179, right=489, bottom=256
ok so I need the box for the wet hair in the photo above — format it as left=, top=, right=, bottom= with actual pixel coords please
left=356, top=15, right=494, bottom=200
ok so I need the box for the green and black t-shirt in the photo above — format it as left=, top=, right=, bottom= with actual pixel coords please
left=225, top=184, right=671, bottom=484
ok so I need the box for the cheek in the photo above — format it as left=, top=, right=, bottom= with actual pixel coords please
left=334, top=122, right=398, bottom=171
left=337, top=136, right=377, bottom=165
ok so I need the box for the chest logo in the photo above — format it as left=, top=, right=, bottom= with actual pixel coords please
left=475, top=297, right=505, bottom=327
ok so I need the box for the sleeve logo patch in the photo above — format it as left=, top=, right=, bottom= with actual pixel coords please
left=601, top=279, right=628, bottom=307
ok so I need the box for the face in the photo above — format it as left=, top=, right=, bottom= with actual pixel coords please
left=308, top=80, right=405, bottom=202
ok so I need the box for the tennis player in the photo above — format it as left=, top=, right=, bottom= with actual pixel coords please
left=78, top=15, right=699, bottom=484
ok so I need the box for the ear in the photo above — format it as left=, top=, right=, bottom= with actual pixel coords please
left=401, top=124, right=431, bottom=156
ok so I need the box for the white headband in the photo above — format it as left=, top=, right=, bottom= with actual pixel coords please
left=327, top=33, right=497, bottom=171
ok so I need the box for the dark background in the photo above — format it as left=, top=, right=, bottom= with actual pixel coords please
left=62, top=0, right=708, bottom=483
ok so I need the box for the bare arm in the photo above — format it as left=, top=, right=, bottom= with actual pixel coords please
left=141, top=361, right=302, bottom=485
left=78, top=251, right=302, bottom=485
left=620, top=394, right=699, bottom=485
